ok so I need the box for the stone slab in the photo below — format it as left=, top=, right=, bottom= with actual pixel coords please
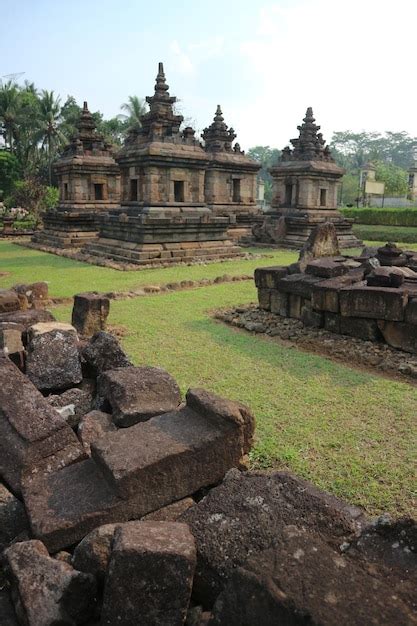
left=339, top=285, right=408, bottom=321
left=0, top=355, right=85, bottom=493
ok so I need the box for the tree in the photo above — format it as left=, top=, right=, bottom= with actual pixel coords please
left=119, top=96, right=147, bottom=133
left=34, top=90, right=66, bottom=184
left=0, top=150, right=21, bottom=199
left=0, top=81, right=21, bottom=153
left=374, top=161, right=408, bottom=196
left=247, top=146, right=281, bottom=203
left=6, top=178, right=58, bottom=220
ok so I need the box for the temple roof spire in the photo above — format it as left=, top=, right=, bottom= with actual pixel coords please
left=281, top=107, right=335, bottom=162
left=202, top=105, right=237, bottom=152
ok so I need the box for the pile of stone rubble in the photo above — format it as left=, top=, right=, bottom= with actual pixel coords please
left=0, top=286, right=416, bottom=625
left=256, top=223, right=417, bottom=355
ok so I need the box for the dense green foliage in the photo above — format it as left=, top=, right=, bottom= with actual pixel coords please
left=353, top=224, right=417, bottom=243
left=247, top=146, right=281, bottom=203
left=341, top=207, right=417, bottom=226
left=0, top=240, right=415, bottom=515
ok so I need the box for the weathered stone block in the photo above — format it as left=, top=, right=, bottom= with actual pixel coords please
left=72, top=292, right=110, bottom=336
left=270, top=291, right=288, bottom=316
left=377, top=320, right=417, bottom=353
left=0, top=328, right=23, bottom=355
left=0, top=290, right=20, bottom=314
left=405, top=297, right=417, bottom=324
left=210, top=526, right=416, bottom=626
left=301, top=306, right=324, bottom=328
left=0, top=483, right=29, bottom=548
left=97, top=365, right=181, bottom=427
left=288, top=293, right=302, bottom=319
left=26, top=322, right=82, bottom=391
left=254, top=266, right=288, bottom=289
left=181, top=470, right=366, bottom=604
left=82, top=330, right=132, bottom=374
left=72, top=522, right=118, bottom=582
left=276, top=273, right=321, bottom=298
left=324, top=311, right=341, bottom=334
left=257, top=288, right=271, bottom=310
left=340, top=316, right=381, bottom=341
left=48, top=386, right=94, bottom=428
left=0, top=355, right=85, bottom=493
left=305, top=257, right=348, bottom=278
left=4, top=540, right=96, bottom=626
left=22, top=458, right=127, bottom=552
left=78, top=410, right=117, bottom=455
left=339, top=285, right=408, bottom=321
left=101, top=522, right=196, bottom=626
left=0, top=308, right=55, bottom=331
left=92, top=387, right=254, bottom=501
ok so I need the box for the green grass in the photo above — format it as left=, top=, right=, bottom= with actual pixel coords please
left=0, top=242, right=296, bottom=298
left=54, top=283, right=417, bottom=517
left=354, top=224, right=417, bottom=244
left=2, top=240, right=416, bottom=516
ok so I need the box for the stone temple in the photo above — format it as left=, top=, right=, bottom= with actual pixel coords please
left=32, top=63, right=261, bottom=266
left=32, top=102, right=121, bottom=249
left=253, top=108, right=361, bottom=249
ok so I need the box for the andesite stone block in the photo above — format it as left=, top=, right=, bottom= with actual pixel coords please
left=97, top=365, right=181, bottom=427
left=339, top=285, right=408, bottom=321
left=4, top=540, right=96, bottom=626
left=92, top=387, right=254, bottom=500
left=26, top=322, right=82, bottom=391
left=257, top=288, right=271, bottom=310
left=340, top=316, right=381, bottom=341
left=72, top=292, right=110, bottom=337
left=210, top=526, right=416, bottom=626
left=101, top=522, right=196, bottom=626
left=377, top=320, right=417, bottom=353
left=0, top=355, right=85, bottom=494
left=254, top=266, right=288, bottom=289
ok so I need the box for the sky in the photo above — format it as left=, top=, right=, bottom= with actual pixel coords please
left=2, top=0, right=417, bottom=151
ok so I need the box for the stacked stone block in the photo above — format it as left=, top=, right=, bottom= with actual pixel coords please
left=256, top=242, right=417, bottom=351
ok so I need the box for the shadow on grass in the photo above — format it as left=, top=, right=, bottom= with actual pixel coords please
left=186, top=316, right=377, bottom=390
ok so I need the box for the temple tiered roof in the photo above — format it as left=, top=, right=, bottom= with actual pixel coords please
left=281, top=107, right=334, bottom=162
left=62, top=101, right=111, bottom=157
left=202, top=105, right=242, bottom=153
left=135, top=62, right=184, bottom=142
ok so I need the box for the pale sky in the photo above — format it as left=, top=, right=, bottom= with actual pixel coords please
left=2, top=0, right=416, bottom=151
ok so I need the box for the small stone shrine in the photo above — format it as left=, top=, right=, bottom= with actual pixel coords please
left=202, top=105, right=261, bottom=240
left=32, top=102, right=120, bottom=249
left=82, top=64, right=243, bottom=266
left=255, top=227, right=417, bottom=353
left=252, top=108, right=360, bottom=249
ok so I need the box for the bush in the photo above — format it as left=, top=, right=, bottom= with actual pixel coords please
left=5, top=179, right=58, bottom=219
left=341, top=207, right=417, bottom=226
left=353, top=224, right=417, bottom=243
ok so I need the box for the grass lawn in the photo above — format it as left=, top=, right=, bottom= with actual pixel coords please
left=0, top=241, right=297, bottom=297
left=2, top=240, right=416, bottom=516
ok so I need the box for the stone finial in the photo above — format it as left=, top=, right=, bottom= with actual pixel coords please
left=282, top=107, right=335, bottom=162
left=154, top=62, right=169, bottom=95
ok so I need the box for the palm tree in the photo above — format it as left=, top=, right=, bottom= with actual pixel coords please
left=34, top=90, right=66, bottom=184
left=119, top=96, right=147, bottom=133
left=0, top=81, right=21, bottom=152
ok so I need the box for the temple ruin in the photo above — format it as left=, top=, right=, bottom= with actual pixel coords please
left=30, top=63, right=261, bottom=266
left=202, top=105, right=261, bottom=240
left=252, top=108, right=361, bottom=249
left=32, top=102, right=120, bottom=249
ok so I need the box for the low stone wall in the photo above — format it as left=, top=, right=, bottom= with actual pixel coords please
left=255, top=243, right=417, bottom=354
